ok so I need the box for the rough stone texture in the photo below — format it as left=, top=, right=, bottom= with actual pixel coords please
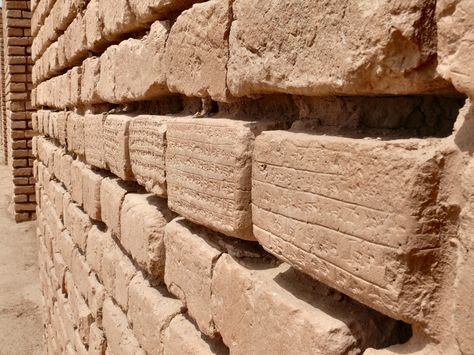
left=212, top=254, right=403, bottom=355
left=252, top=131, right=444, bottom=324
left=129, top=0, right=205, bottom=23
left=103, top=115, right=133, bottom=180
left=129, top=115, right=168, bottom=197
left=97, top=21, right=169, bottom=104
left=164, top=218, right=223, bottom=337
left=128, top=273, right=183, bottom=355
left=100, top=177, right=137, bottom=238
left=82, top=167, right=107, bottom=222
left=81, top=57, right=102, bottom=105
left=163, top=315, right=229, bottom=355
left=437, top=0, right=474, bottom=97
left=166, top=118, right=283, bottom=240
left=120, top=193, right=174, bottom=281
left=66, top=113, right=85, bottom=156
left=102, top=298, right=145, bottom=355
left=165, top=0, right=232, bottom=101
left=228, top=0, right=451, bottom=97
left=84, top=113, right=107, bottom=170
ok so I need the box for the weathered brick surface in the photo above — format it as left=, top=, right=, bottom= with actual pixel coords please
left=212, top=254, right=402, bottom=354
left=31, top=0, right=474, bottom=353
left=252, top=131, right=443, bottom=324
left=166, top=118, right=284, bottom=240
left=129, top=115, right=167, bottom=197
left=121, top=193, right=174, bottom=279
left=103, top=115, right=133, bottom=181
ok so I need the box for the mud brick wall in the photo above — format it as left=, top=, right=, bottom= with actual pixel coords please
left=2, top=0, right=35, bottom=221
left=0, top=9, right=6, bottom=164
left=30, top=0, right=474, bottom=354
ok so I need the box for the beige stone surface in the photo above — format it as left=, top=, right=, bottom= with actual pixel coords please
left=88, top=323, right=106, bottom=355
left=437, top=0, right=474, bottom=97
left=64, top=201, right=91, bottom=253
left=228, top=0, right=451, bottom=97
left=128, top=273, right=183, bottom=354
left=165, top=0, right=232, bottom=101
left=164, top=314, right=228, bottom=355
left=84, top=113, right=107, bottom=169
left=164, top=218, right=223, bottom=337
left=86, top=226, right=112, bottom=277
left=252, top=131, right=444, bottom=324
left=129, top=115, right=168, bottom=197
left=104, top=115, right=134, bottom=180
left=121, top=193, right=174, bottom=280
left=67, top=113, right=85, bottom=156
left=212, top=255, right=403, bottom=354
left=57, top=111, right=69, bottom=147
left=70, top=159, right=85, bottom=206
left=103, top=298, right=145, bottom=355
left=128, top=0, right=204, bottom=23
left=98, top=21, right=169, bottom=103
left=100, top=177, right=137, bottom=237
left=167, top=118, right=282, bottom=240
left=81, top=57, right=102, bottom=104
left=82, top=167, right=107, bottom=221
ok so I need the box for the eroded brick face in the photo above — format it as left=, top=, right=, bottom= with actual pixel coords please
left=26, top=0, right=474, bottom=354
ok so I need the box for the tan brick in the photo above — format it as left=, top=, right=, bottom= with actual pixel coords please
left=84, top=113, right=107, bottom=169
left=104, top=115, right=133, bottom=180
left=164, top=314, right=228, bottom=355
left=82, top=167, right=107, bottom=221
left=212, top=255, right=402, bottom=354
left=129, top=115, right=167, bottom=197
left=103, top=298, right=145, bottom=355
left=81, top=57, right=102, bottom=104
left=227, top=0, right=449, bottom=97
left=121, top=193, right=174, bottom=279
left=437, top=0, right=474, bottom=97
left=64, top=272, right=93, bottom=346
left=164, top=218, right=223, bottom=337
left=70, top=159, right=85, bottom=206
left=128, top=273, right=183, bottom=354
left=71, top=248, right=92, bottom=300
left=97, top=21, right=169, bottom=103
left=100, top=177, right=137, bottom=237
left=57, top=111, right=69, bottom=146
left=165, top=0, right=231, bottom=101
left=86, top=226, right=111, bottom=276
left=166, top=118, right=283, bottom=240
left=87, top=273, right=106, bottom=326
left=89, top=323, right=106, bottom=355
left=67, top=113, right=85, bottom=156
left=64, top=202, right=91, bottom=253
left=252, top=131, right=444, bottom=323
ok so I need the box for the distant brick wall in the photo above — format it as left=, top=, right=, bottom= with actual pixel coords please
left=2, top=0, right=35, bottom=221
left=0, top=9, right=6, bottom=164
left=30, top=0, right=474, bottom=354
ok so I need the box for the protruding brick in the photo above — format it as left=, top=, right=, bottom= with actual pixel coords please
left=102, top=298, right=145, bottom=355
left=84, top=113, right=107, bottom=169
left=100, top=177, right=137, bottom=237
left=166, top=118, right=283, bottom=240
left=252, top=131, right=444, bottom=324
left=165, top=0, right=231, bottom=101
left=129, top=115, right=167, bottom=197
left=212, top=255, right=403, bottom=354
left=103, top=115, right=133, bottom=180
left=164, top=314, right=229, bottom=355
left=121, top=193, right=174, bottom=279
left=128, top=273, right=183, bottom=354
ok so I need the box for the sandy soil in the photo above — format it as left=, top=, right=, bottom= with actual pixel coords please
left=0, top=165, right=43, bottom=355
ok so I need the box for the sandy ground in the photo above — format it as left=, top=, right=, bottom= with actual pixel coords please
left=0, top=165, right=43, bottom=355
